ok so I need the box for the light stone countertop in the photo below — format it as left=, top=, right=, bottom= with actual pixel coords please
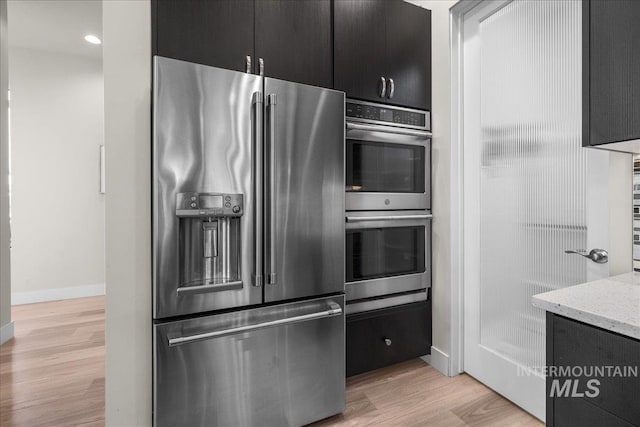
left=532, top=272, right=640, bottom=340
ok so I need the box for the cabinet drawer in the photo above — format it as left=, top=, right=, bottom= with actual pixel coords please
left=346, top=300, right=431, bottom=377
left=555, top=397, right=634, bottom=427
left=550, top=314, right=640, bottom=425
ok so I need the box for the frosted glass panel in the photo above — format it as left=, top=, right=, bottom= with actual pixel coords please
left=479, top=0, right=585, bottom=369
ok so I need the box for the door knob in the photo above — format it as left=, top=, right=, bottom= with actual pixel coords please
left=384, top=338, right=392, bottom=346
left=564, top=248, right=608, bottom=264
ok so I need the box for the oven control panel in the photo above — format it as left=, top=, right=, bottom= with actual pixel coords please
left=176, top=192, right=243, bottom=217
left=346, top=100, right=429, bottom=130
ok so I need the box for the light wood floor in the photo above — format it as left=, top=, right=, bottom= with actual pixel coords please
left=0, top=296, right=105, bottom=427
left=0, top=296, right=542, bottom=427
left=312, top=360, right=542, bottom=427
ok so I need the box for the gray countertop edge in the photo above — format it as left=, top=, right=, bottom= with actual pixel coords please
left=531, top=296, right=640, bottom=341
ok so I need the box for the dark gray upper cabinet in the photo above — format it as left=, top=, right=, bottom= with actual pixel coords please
left=333, top=0, right=387, bottom=104
left=583, top=0, right=640, bottom=150
left=154, top=0, right=254, bottom=73
left=255, top=0, right=332, bottom=88
left=334, top=0, right=431, bottom=111
left=152, top=0, right=333, bottom=87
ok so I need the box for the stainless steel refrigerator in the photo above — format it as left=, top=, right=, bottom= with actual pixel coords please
left=152, top=56, right=345, bottom=427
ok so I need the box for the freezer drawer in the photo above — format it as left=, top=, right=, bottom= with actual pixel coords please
left=153, top=295, right=345, bottom=427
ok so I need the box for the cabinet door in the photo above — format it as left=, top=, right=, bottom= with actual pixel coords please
left=153, top=0, right=254, bottom=73
left=255, top=0, right=332, bottom=88
left=585, top=0, right=640, bottom=146
left=334, top=0, right=387, bottom=102
left=385, top=0, right=431, bottom=111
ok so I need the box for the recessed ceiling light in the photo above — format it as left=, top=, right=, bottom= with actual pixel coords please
left=84, top=35, right=101, bottom=45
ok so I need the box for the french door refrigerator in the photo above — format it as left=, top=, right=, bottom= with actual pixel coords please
left=152, top=56, right=345, bottom=427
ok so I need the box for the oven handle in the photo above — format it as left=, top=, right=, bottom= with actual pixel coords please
left=346, top=214, right=433, bottom=223
left=346, top=122, right=432, bottom=139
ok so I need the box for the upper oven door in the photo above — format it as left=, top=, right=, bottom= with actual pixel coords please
left=345, top=211, right=432, bottom=301
left=346, top=122, right=431, bottom=211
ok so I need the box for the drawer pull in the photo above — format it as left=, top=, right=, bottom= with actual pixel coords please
left=384, top=338, right=392, bottom=346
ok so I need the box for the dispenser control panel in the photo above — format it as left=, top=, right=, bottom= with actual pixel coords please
left=176, top=192, right=243, bottom=217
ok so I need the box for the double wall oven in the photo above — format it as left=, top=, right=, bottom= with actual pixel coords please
left=344, top=100, right=432, bottom=314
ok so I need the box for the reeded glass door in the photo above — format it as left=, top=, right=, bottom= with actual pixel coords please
left=462, top=0, right=610, bottom=420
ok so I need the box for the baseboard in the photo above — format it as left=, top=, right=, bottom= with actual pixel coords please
left=0, top=321, right=14, bottom=345
left=12, top=283, right=105, bottom=305
left=421, top=345, right=450, bottom=376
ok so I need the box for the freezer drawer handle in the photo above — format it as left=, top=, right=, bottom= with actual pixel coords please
left=176, top=281, right=243, bottom=296
left=167, top=304, right=343, bottom=347
left=346, top=214, right=433, bottom=223
left=346, top=122, right=432, bottom=138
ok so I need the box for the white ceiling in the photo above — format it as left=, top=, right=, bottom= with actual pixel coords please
left=7, top=0, right=102, bottom=60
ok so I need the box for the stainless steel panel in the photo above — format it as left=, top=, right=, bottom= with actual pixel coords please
left=264, top=78, right=345, bottom=302
left=345, top=123, right=431, bottom=211
left=345, top=210, right=431, bottom=300
left=346, top=273, right=429, bottom=301
left=153, top=295, right=346, bottom=427
left=346, top=289, right=427, bottom=314
left=153, top=57, right=263, bottom=318
left=345, top=99, right=431, bottom=131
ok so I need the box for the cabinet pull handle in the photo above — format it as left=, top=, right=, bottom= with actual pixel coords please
left=379, top=77, right=386, bottom=98
left=388, top=78, right=395, bottom=99
left=245, top=55, right=251, bottom=74
left=259, top=58, right=264, bottom=76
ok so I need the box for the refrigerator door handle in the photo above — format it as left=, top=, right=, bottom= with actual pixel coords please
left=266, top=93, right=277, bottom=285
left=168, top=304, right=343, bottom=347
left=253, top=91, right=264, bottom=287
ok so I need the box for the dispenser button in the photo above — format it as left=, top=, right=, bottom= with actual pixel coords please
left=190, top=202, right=197, bottom=208
left=225, top=195, right=231, bottom=201
left=225, top=202, right=231, bottom=208
left=232, top=205, right=240, bottom=214
left=190, top=195, right=197, bottom=202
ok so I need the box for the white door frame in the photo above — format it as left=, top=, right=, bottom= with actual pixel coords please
left=448, top=0, right=483, bottom=377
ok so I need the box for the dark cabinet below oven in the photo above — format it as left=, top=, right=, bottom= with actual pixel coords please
left=346, top=300, right=431, bottom=377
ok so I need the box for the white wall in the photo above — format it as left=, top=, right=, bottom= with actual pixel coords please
left=609, top=152, right=633, bottom=276
left=408, top=0, right=457, bottom=375
left=7, top=46, right=104, bottom=304
left=103, top=1, right=151, bottom=425
left=0, top=0, right=13, bottom=344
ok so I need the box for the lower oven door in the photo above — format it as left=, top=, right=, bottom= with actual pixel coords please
left=153, top=295, right=345, bottom=427
left=345, top=211, right=431, bottom=301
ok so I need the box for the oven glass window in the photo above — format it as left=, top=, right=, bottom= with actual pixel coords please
left=346, top=226, right=426, bottom=282
left=346, top=140, right=425, bottom=193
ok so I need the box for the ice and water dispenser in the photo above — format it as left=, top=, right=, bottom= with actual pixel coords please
left=176, top=192, right=243, bottom=293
